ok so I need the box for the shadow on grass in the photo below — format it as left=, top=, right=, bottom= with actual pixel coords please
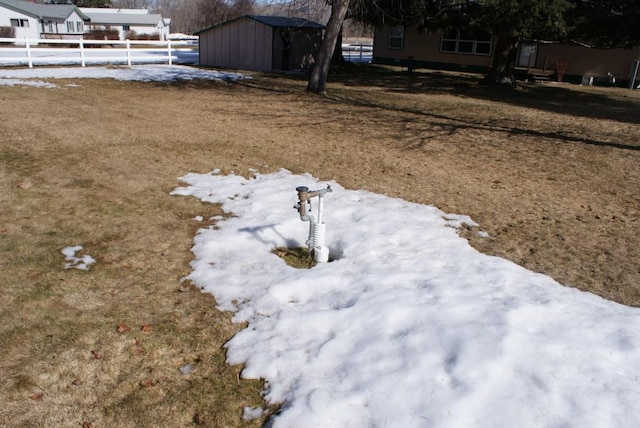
left=160, top=64, right=640, bottom=152
left=327, top=63, right=640, bottom=126
left=246, top=63, right=639, bottom=152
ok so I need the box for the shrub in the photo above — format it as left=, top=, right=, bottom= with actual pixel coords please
left=85, top=29, right=119, bottom=41
left=0, top=26, right=15, bottom=38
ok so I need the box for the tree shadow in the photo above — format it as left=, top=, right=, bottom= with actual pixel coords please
left=329, top=64, right=640, bottom=126
left=305, top=64, right=639, bottom=152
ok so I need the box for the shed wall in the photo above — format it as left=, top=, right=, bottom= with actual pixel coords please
left=199, top=17, right=273, bottom=71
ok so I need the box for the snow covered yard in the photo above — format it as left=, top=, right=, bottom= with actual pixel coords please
left=172, top=169, right=640, bottom=428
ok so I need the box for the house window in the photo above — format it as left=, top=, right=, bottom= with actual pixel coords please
left=441, top=29, right=492, bottom=55
left=389, top=25, right=404, bottom=49
left=123, top=25, right=130, bottom=31
left=76, top=22, right=83, bottom=32
left=67, top=21, right=74, bottom=32
left=10, top=18, right=29, bottom=28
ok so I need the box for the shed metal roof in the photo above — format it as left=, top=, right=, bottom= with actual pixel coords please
left=195, top=14, right=324, bottom=35
left=247, top=15, right=324, bottom=29
left=0, top=0, right=89, bottom=20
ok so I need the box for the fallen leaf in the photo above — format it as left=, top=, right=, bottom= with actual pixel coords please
left=139, top=379, right=156, bottom=388
left=72, top=378, right=82, bottom=386
left=141, top=325, right=153, bottom=332
left=81, top=422, right=93, bottom=428
left=31, top=392, right=44, bottom=401
left=91, top=350, right=102, bottom=359
left=16, top=180, right=32, bottom=190
left=116, top=322, right=130, bottom=333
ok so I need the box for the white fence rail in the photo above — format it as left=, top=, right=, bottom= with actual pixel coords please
left=342, top=43, right=373, bottom=64
left=0, top=38, right=198, bottom=68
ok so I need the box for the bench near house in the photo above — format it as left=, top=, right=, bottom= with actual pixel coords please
left=374, top=24, right=640, bottom=87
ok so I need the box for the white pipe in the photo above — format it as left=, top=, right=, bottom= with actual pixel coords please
left=294, top=185, right=332, bottom=263
left=317, top=194, right=325, bottom=224
left=312, top=222, right=329, bottom=263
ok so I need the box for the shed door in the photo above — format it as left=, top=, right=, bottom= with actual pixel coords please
left=273, top=28, right=293, bottom=70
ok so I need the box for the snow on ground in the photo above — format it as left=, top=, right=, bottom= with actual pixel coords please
left=62, top=245, right=95, bottom=270
left=172, top=169, right=640, bottom=428
left=0, top=64, right=248, bottom=87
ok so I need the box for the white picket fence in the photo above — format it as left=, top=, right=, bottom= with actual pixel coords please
left=0, top=38, right=198, bottom=68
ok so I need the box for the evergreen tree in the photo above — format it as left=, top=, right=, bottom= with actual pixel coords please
left=567, top=0, right=640, bottom=48
left=470, top=0, right=573, bottom=86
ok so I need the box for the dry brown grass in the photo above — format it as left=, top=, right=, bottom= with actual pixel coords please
left=1, top=66, right=639, bottom=426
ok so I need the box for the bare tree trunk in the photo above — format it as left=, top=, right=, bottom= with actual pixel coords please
left=307, top=0, right=350, bottom=95
left=331, top=25, right=345, bottom=63
left=482, top=34, right=520, bottom=88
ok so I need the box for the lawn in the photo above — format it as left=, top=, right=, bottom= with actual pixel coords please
left=1, top=65, right=639, bottom=426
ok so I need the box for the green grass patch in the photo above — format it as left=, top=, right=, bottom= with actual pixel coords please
left=273, top=247, right=316, bottom=269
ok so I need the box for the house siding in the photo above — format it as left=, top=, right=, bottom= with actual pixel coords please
left=373, top=26, right=494, bottom=73
left=533, top=43, right=640, bottom=83
left=0, top=7, right=38, bottom=38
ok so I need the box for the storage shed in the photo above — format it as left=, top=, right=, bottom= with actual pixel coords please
left=196, top=15, right=324, bottom=72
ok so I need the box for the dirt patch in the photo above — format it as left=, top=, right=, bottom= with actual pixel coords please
left=0, top=67, right=638, bottom=425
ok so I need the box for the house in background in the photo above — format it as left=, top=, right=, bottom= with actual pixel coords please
left=0, top=0, right=89, bottom=39
left=373, top=24, right=640, bottom=86
left=196, top=15, right=324, bottom=72
left=80, top=8, right=169, bottom=41
left=0, top=1, right=169, bottom=41
left=374, top=25, right=495, bottom=74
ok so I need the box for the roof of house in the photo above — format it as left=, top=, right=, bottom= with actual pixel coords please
left=83, top=12, right=164, bottom=27
left=80, top=7, right=149, bottom=15
left=195, top=14, right=324, bottom=35
left=0, top=0, right=89, bottom=20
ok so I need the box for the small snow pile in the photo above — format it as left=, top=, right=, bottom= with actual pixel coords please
left=242, top=406, right=264, bottom=421
left=172, top=169, right=640, bottom=428
left=0, top=78, right=56, bottom=88
left=0, top=65, right=249, bottom=87
left=62, top=245, right=95, bottom=270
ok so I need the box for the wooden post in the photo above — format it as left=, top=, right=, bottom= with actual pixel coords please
left=167, top=40, right=172, bottom=65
